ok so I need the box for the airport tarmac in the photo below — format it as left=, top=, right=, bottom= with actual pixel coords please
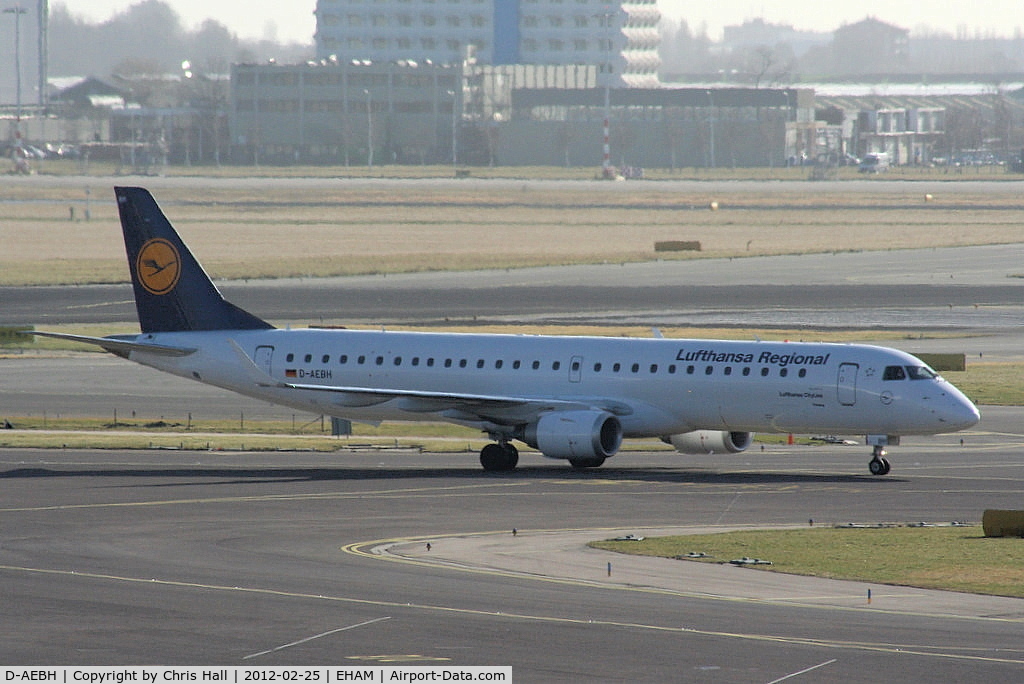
left=5, top=243, right=1024, bottom=331
left=1, top=412, right=1023, bottom=679
left=3, top=200, right=1024, bottom=677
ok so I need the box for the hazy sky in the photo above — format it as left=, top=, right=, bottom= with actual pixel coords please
left=64, top=1, right=1023, bottom=44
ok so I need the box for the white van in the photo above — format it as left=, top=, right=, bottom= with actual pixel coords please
left=858, top=153, right=890, bottom=173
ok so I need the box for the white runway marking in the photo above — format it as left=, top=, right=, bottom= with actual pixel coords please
left=766, top=659, right=838, bottom=683
left=243, top=616, right=392, bottom=660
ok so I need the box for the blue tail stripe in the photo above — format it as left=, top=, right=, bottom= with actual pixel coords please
left=115, top=187, right=273, bottom=333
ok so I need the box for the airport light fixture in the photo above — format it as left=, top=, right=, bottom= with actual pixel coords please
left=447, top=89, right=457, bottom=167
left=596, top=4, right=614, bottom=178
left=4, top=4, right=27, bottom=137
left=706, top=89, right=716, bottom=169
left=363, top=88, right=373, bottom=168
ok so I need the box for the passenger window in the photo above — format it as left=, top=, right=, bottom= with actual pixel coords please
left=322, top=354, right=330, bottom=363
left=742, top=367, right=751, bottom=376
left=286, top=353, right=294, bottom=362
left=376, top=356, right=384, bottom=365
left=427, top=358, right=435, bottom=367
left=358, top=355, right=366, bottom=364
left=476, top=359, right=485, bottom=369
left=686, top=365, right=694, bottom=374
left=304, top=354, right=312, bottom=363
left=631, top=363, right=639, bottom=373
left=495, top=360, right=503, bottom=369
left=613, top=363, right=621, bottom=372
left=513, top=360, right=521, bottom=369
left=883, top=366, right=906, bottom=381
left=394, top=357, right=402, bottom=366
left=412, top=357, right=419, bottom=366
left=705, top=366, right=713, bottom=375
left=668, top=365, right=676, bottom=374
left=459, top=359, right=468, bottom=368
left=552, top=361, right=561, bottom=371
left=724, top=367, right=732, bottom=376
left=649, top=364, right=658, bottom=373
left=339, top=354, right=348, bottom=364
left=798, top=368, right=806, bottom=378
left=760, top=367, right=769, bottom=377
left=532, top=361, right=540, bottom=370
left=594, top=362, right=602, bottom=372
left=444, top=358, right=453, bottom=368
left=572, top=360, right=581, bottom=371
left=780, top=368, right=788, bottom=377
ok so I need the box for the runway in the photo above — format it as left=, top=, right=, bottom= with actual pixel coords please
left=5, top=243, right=1024, bottom=331
left=1, top=412, right=1023, bottom=678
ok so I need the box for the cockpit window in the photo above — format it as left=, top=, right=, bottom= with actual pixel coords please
left=883, top=365, right=906, bottom=381
left=906, top=366, right=938, bottom=380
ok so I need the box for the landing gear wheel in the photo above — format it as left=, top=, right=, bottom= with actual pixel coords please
left=502, top=443, right=519, bottom=469
left=480, top=443, right=518, bottom=472
left=869, top=454, right=891, bottom=476
left=569, top=456, right=606, bottom=469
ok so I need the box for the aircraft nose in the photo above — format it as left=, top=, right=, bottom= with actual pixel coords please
left=937, top=389, right=980, bottom=430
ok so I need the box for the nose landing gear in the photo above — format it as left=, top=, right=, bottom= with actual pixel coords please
left=868, top=445, right=891, bottom=475
left=866, top=435, right=896, bottom=475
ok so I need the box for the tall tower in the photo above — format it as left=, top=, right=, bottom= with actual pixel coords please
left=0, top=0, right=43, bottom=109
left=37, top=0, right=46, bottom=108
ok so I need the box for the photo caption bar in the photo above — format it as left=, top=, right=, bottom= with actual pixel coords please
left=1, top=668, right=511, bottom=684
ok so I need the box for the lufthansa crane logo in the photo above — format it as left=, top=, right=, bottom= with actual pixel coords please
left=136, top=238, right=181, bottom=295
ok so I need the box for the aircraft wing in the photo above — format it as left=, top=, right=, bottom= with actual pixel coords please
left=283, top=379, right=634, bottom=423
left=29, top=331, right=197, bottom=358
left=225, top=340, right=632, bottom=424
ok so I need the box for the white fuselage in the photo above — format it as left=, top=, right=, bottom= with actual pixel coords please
left=126, top=328, right=980, bottom=439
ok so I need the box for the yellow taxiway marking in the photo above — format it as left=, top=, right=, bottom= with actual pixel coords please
left=0, top=561, right=1021, bottom=666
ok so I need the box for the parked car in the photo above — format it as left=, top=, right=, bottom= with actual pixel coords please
left=858, top=153, right=890, bottom=173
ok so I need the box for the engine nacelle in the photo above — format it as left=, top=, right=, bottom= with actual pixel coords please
left=666, top=430, right=753, bottom=454
left=523, top=410, right=623, bottom=460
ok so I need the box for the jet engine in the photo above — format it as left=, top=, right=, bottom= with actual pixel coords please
left=666, top=430, right=753, bottom=454
left=523, top=410, right=623, bottom=460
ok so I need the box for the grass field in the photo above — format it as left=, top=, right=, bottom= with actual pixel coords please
left=590, top=526, right=1024, bottom=598
left=3, top=174, right=1024, bottom=286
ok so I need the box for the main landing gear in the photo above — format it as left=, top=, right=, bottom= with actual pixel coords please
left=868, top=445, right=891, bottom=476
left=480, top=442, right=519, bottom=472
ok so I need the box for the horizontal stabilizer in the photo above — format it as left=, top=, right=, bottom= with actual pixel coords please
left=30, top=331, right=196, bottom=358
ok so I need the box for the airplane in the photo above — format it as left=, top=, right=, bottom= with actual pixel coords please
left=32, top=187, right=980, bottom=475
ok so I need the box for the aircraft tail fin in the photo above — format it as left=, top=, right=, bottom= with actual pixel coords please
left=115, top=186, right=273, bottom=333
